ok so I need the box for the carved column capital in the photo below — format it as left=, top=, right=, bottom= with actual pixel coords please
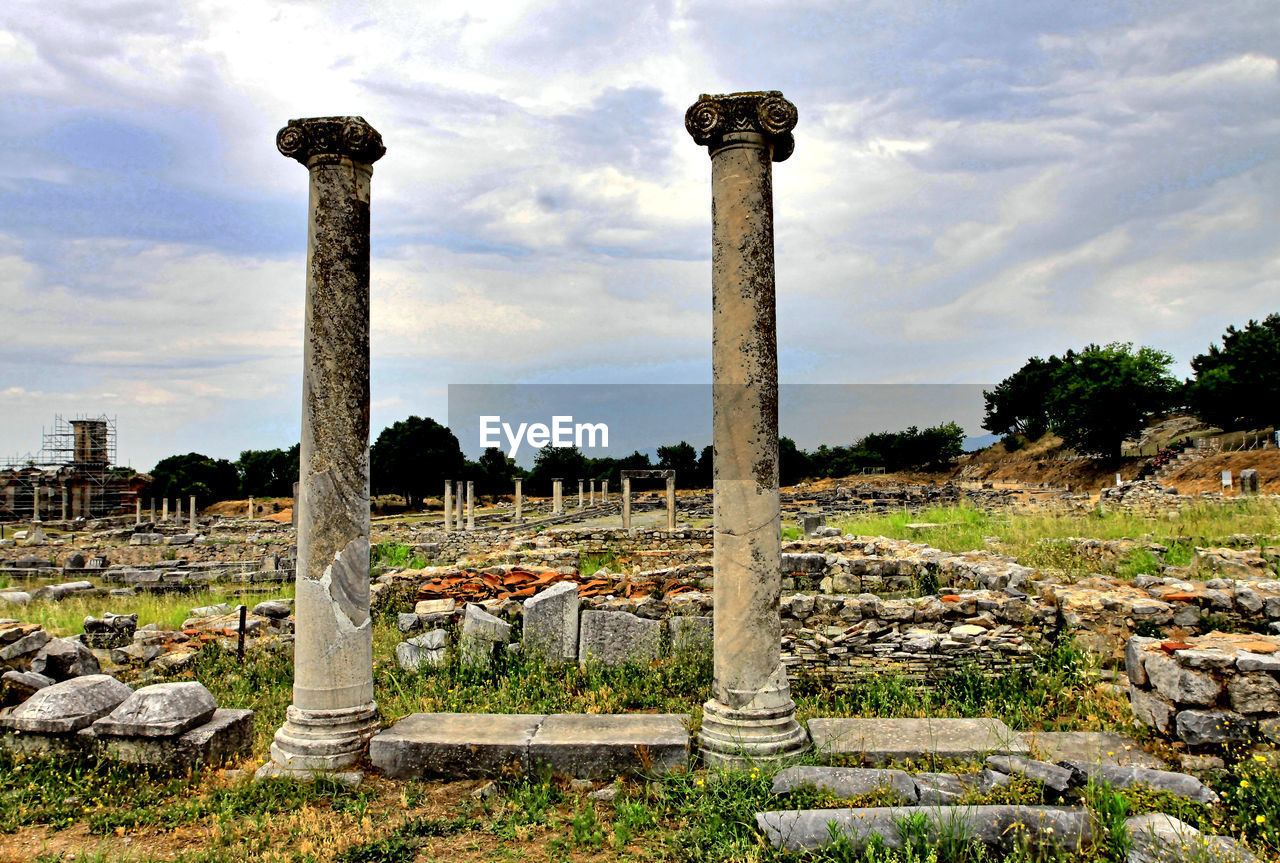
left=685, top=91, right=797, bottom=161
left=276, top=116, right=386, bottom=166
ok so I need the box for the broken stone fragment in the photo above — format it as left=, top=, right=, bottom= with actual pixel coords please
left=3, top=674, right=132, bottom=733
left=93, top=681, right=217, bottom=738
left=30, top=637, right=100, bottom=680
left=0, top=669, right=54, bottom=706
left=770, top=766, right=918, bottom=804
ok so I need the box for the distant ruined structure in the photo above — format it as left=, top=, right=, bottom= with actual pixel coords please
left=0, top=415, right=145, bottom=520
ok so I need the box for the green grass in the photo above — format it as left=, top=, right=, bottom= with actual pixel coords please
left=832, top=500, right=1280, bottom=580
left=579, top=549, right=620, bottom=574
left=19, top=584, right=295, bottom=639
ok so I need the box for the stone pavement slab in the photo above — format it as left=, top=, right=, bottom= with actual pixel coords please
left=529, top=713, right=689, bottom=779
left=1024, top=730, right=1165, bottom=768
left=369, top=713, right=546, bottom=778
left=808, top=717, right=1027, bottom=765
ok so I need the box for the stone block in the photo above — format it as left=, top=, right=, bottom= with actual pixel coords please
left=528, top=713, right=689, bottom=779
left=129, top=533, right=164, bottom=546
left=1129, top=686, right=1176, bottom=735
left=1144, top=652, right=1222, bottom=706
left=578, top=610, right=664, bottom=666
left=370, top=712, right=545, bottom=778
left=0, top=628, right=51, bottom=661
left=1125, top=636, right=1158, bottom=686
left=1227, top=673, right=1280, bottom=714
left=668, top=615, right=712, bottom=653
left=1025, top=731, right=1164, bottom=769
left=1066, top=764, right=1218, bottom=804
left=252, top=601, right=292, bottom=619
left=523, top=581, right=579, bottom=663
left=2, top=674, right=131, bottom=732
left=98, top=709, right=254, bottom=769
left=986, top=755, right=1075, bottom=793
left=409, top=629, right=447, bottom=651
left=913, top=770, right=1009, bottom=805
left=757, top=805, right=1093, bottom=854
left=0, top=670, right=54, bottom=706
left=30, top=637, right=100, bottom=680
left=771, top=766, right=917, bottom=803
left=460, top=603, right=512, bottom=666
left=807, top=717, right=1026, bottom=764
left=1175, top=709, right=1253, bottom=745
left=93, top=681, right=217, bottom=738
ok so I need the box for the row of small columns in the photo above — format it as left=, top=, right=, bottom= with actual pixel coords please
left=266, top=92, right=803, bottom=774
left=133, top=497, right=199, bottom=529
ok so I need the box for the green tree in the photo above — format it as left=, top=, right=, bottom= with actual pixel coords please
left=369, top=416, right=464, bottom=507
left=236, top=445, right=299, bottom=497
left=474, top=446, right=517, bottom=495
left=1187, top=313, right=1280, bottom=430
left=695, top=444, right=714, bottom=488
left=1046, top=343, right=1178, bottom=460
left=778, top=437, right=812, bottom=486
left=982, top=354, right=1068, bottom=439
left=528, top=444, right=588, bottom=495
left=656, top=441, right=699, bottom=479
left=149, top=453, right=241, bottom=503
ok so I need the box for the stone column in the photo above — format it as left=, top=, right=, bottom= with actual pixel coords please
left=162, top=498, right=169, bottom=522
left=149, top=498, right=155, bottom=522
left=666, top=474, right=677, bottom=531
left=602, top=479, right=608, bottom=504
left=248, top=497, right=254, bottom=519
left=621, top=477, right=631, bottom=530
left=687, top=91, right=806, bottom=764
left=455, top=482, right=464, bottom=528
left=189, top=495, right=197, bottom=530
left=266, top=115, right=385, bottom=774
left=514, top=478, right=523, bottom=522
left=443, top=481, right=453, bottom=532
left=61, top=486, right=68, bottom=521
left=31, top=485, right=41, bottom=523
left=135, top=499, right=142, bottom=524
left=466, top=481, right=475, bottom=531
left=589, top=480, right=596, bottom=506
left=552, top=479, right=563, bottom=515
left=578, top=479, right=585, bottom=510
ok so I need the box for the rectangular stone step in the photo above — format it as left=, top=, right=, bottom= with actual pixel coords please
left=808, top=717, right=1027, bottom=764
left=370, top=712, right=690, bottom=779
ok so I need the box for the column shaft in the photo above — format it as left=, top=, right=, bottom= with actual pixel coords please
left=666, top=475, right=676, bottom=531
left=443, top=481, right=453, bottom=532
left=466, top=481, right=475, bottom=530
left=621, top=477, right=631, bottom=529
left=514, top=478, right=523, bottom=522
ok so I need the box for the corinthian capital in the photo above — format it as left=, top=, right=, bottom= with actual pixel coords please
left=685, top=91, right=797, bottom=162
left=276, top=116, right=386, bottom=166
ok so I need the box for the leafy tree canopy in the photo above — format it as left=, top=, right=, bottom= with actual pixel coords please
left=370, top=416, right=464, bottom=506
left=1187, top=313, right=1280, bottom=431
left=148, top=452, right=240, bottom=503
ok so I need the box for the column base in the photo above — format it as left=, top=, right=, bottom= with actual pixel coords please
left=698, top=696, right=808, bottom=767
left=269, top=702, right=379, bottom=772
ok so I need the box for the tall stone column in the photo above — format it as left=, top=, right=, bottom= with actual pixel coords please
left=189, top=495, right=197, bottom=530
left=589, top=480, right=596, bottom=506
left=267, top=115, right=385, bottom=774
left=552, top=479, right=563, bottom=515
left=666, top=474, right=677, bottom=531
left=31, top=486, right=41, bottom=523
left=135, top=499, right=142, bottom=524
left=61, top=487, right=68, bottom=521
left=466, top=481, right=475, bottom=531
left=687, top=91, right=807, bottom=765
left=621, top=477, right=631, bottom=529
left=443, top=481, right=453, bottom=532
left=455, top=483, right=464, bottom=529
left=513, top=478, right=523, bottom=522
left=162, top=498, right=168, bottom=522
left=149, top=498, right=155, bottom=522
left=248, top=497, right=254, bottom=519
left=602, top=479, right=608, bottom=503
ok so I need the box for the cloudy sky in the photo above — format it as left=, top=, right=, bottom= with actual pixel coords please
left=1, top=0, right=1277, bottom=471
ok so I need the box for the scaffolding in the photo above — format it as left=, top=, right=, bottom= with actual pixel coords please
left=1, top=414, right=129, bottom=519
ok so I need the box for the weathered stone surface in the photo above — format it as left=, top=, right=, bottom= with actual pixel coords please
left=0, top=670, right=54, bottom=706
left=94, top=681, right=217, bottom=738
left=986, top=755, right=1075, bottom=793
left=129, top=533, right=164, bottom=546
left=369, top=712, right=544, bottom=778
left=253, top=601, right=292, bottom=619
left=98, top=709, right=254, bottom=769
left=1027, top=731, right=1164, bottom=769
left=528, top=713, right=689, bottom=779
left=30, top=637, right=100, bottom=680
left=3, top=674, right=131, bottom=732
left=1226, top=673, right=1280, bottom=714
left=757, top=805, right=1092, bottom=854
left=770, top=766, right=917, bottom=804
left=1236, top=651, right=1280, bottom=672
left=460, top=603, right=511, bottom=666
left=0, top=628, right=50, bottom=661
left=913, top=770, right=1010, bottom=805
left=191, top=603, right=233, bottom=618
left=1126, top=813, right=1260, bottom=863
left=808, top=717, right=1026, bottom=764
left=1065, top=764, right=1217, bottom=804
left=1144, top=651, right=1222, bottom=706
left=1175, top=709, right=1253, bottom=745
left=1130, top=686, right=1176, bottom=735
left=523, top=581, right=579, bottom=663
left=578, top=610, right=663, bottom=666
left=410, top=629, right=447, bottom=651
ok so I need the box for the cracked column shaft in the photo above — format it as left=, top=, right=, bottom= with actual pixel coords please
left=443, top=481, right=453, bottom=532
left=268, top=115, right=385, bottom=773
left=686, top=91, right=807, bottom=765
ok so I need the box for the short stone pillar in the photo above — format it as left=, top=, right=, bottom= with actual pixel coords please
left=247, top=497, right=254, bottom=519
left=149, top=498, right=156, bottom=522
left=443, top=481, right=453, bottom=532
left=1241, top=468, right=1260, bottom=496
left=466, top=481, right=476, bottom=531
left=513, top=478, right=523, bottom=522
left=665, top=474, right=677, bottom=531
left=189, top=495, right=197, bottom=530
left=552, top=478, right=563, bottom=515
left=621, top=477, right=632, bottom=530
left=266, top=115, right=385, bottom=774
left=686, top=90, right=807, bottom=764
left=135, top=499, right=142, bottom=524
left=161, top=498, right=169, bottom=522
left=578, top=479, right=585, bottom=510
